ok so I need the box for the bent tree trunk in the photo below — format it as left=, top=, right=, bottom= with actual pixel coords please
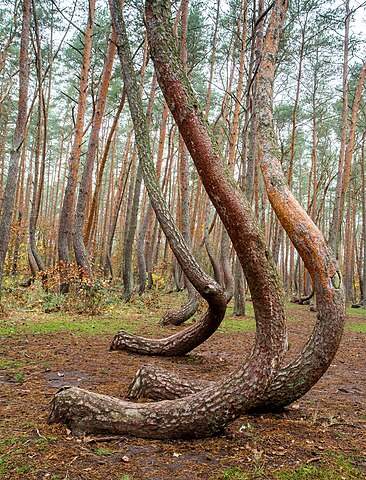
left=128, top=0, right=345, bottom=411
left=160, top=281, right=199, bottom=326
left=108, top=0, right=286, bottom=356
left=109, top=1, right=227, bottom=355
left=49, top=0, right=287, bottom=440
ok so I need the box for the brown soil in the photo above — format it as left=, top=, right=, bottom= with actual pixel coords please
left=0, top=303, right=365, bottom=480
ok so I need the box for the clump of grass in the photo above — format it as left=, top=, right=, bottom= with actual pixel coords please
left=221, top=467, right=249, bottom=480
left=94, top=447, right=115, bottom=456
left=276, top=454, right=363, bottom=480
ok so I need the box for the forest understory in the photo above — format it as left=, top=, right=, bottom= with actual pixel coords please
left=0, top=289, right=365, bottom=480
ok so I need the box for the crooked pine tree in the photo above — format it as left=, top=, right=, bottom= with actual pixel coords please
left=127, top=0, right=345, bottom=413
left=48, top=0, right=288, bottom=439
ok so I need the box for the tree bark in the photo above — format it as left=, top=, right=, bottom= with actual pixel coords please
left=0, top=0, right=31, bottom=291
left=328, top=0, right=350, bottom=255
left=49, top=0, right=288, bottom=440
left=57, top=0, right=95, bottom=292
left=73, top=29, right=117, bottom=278
left=127, top=0, right=345, bottom=412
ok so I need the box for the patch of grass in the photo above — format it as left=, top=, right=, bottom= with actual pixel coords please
left=346, top=323, right=366, bottom=333
left=276, top=454, right=363, bottom=480
left=0, top=309, right=156, bottom=337
left=0, top=437, right=21, bottom=452
left=219, top=316, right=256, bottom=333
left=346, top=306, right=366, bottom=317
left=0, top=455, right=9, bottom=475
left=94, top=447, right=115, bottom=456
left=35, top=435, right=58, bottom=449
left=15, top=464, right=32, bottom=474
left=0, top=358, right=23, bottom=369
left=221, top=467, right=249, bottom=480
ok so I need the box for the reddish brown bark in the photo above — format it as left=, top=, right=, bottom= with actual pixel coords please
left=57, top=0, right=95, bottom=292
left=127, top=0, right=346, bottom=412
left=73, top=29, right=117, bottom=277
left=49, top=0, right=287, bottom=440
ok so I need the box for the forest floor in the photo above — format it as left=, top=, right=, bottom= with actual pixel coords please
left=0, top=287, right=365, bottom=480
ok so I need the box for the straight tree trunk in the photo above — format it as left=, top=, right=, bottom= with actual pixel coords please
left=361, top=137, right=366, bottom=306
left=73, top=29, right=117, bottom=278
left=57, top=0, right=96, bottom=292
left=0, top=0, right=31, bottom=291
left=84, top=89, right=126, bottom=247
left=329, top=0, right=350, bottom=255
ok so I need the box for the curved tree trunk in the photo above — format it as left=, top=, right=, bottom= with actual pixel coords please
left=128, top=0, right=345, bottom=411
left=49, top=0, right=288, bottom=440
left=109, top=0, right=286, bottom=357
left=160, top=281, right=199, bottom=326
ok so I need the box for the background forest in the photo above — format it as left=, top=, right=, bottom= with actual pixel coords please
left=0, top=0, right=365, bottom=309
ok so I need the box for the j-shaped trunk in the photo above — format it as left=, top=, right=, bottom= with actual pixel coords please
left=50, top=0, right=287, bottom=440
left=126, top=0, right=345, bottom=411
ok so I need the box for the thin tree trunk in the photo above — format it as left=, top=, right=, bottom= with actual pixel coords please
left=73, top=29, right=117, bottom=278
left=329, top=0, right=350, bottom=254
left=0, top=0, right=31, bottom=291
left=57, top=0, right=95, bottom=292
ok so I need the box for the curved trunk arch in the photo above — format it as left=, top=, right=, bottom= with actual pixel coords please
left=49, top=0, right=287, bottom=440
left=128, top=0, right=345, bottom=411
